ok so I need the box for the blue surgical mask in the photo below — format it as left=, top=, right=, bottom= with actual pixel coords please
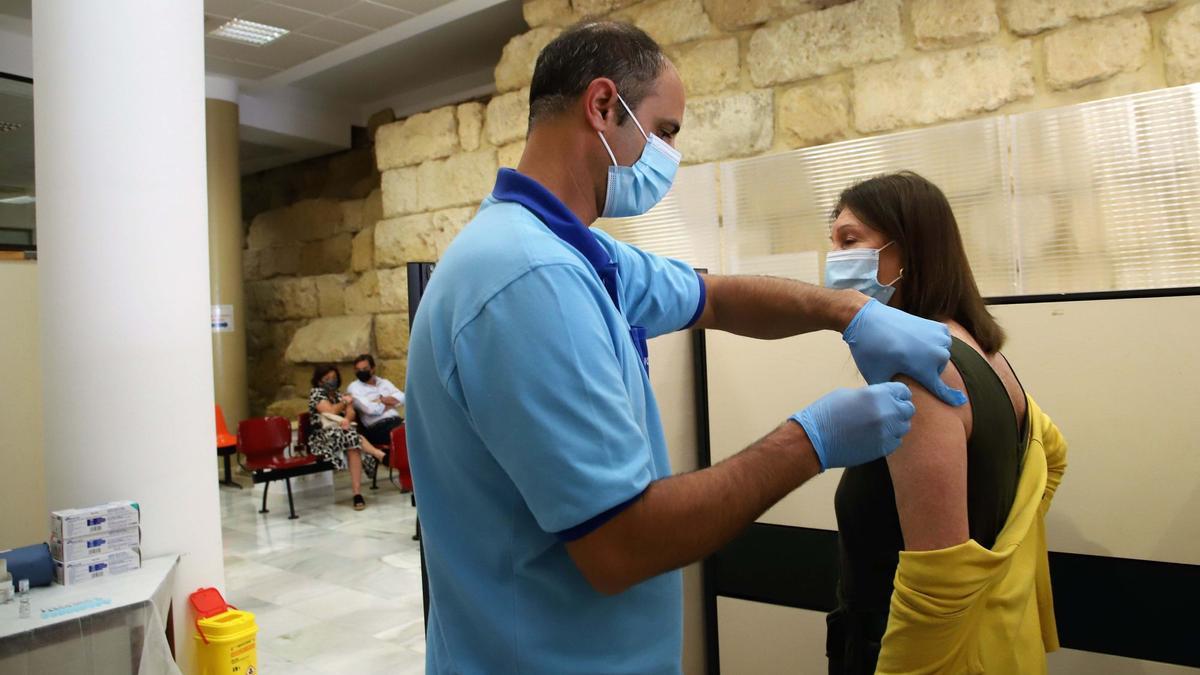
left=824, top=241, right=903, bottom=303
left=597, top=94, right=681, bottom=219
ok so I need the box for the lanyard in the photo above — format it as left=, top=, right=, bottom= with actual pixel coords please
left=491, top=169, right=650, bottom=372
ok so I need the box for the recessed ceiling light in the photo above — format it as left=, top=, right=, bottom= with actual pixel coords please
left=0, top=196, right=34, bottom=204
left=0, top=122, right=21, bottom=133
left=209, top=18, right=288, bottom=46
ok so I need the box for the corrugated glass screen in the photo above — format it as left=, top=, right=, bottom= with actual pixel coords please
left=1010, top=85, right=1200, bottom=295
left=595, top=163, right=722, bottom=273
left=721, top=84, right=1200, bottom=297
left=720, top=117, right=1015, bottom=293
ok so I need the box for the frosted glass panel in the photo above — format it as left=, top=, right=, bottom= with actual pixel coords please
left=596, top=163, right=722, bottom=273
left=720, top=84, right=1200, bottom=297
left=1010, top=85, right=1200, bottom=295
left=720, top=117, right=1016, bottom=294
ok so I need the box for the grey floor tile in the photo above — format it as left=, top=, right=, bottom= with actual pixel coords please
left=219, top=471, right=425, bottom=674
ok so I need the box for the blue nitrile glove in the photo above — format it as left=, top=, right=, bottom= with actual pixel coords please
left=843, top=299, right=968, bottom=407
left=790, top=383, right=915, bottom=471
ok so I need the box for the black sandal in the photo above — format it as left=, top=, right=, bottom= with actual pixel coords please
left=353, top=494, right=366, bottom=511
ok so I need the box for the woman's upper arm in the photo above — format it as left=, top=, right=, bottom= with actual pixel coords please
left=888, top=372, right=970, bottom=552
left=314, top=399, right=334, bottom=414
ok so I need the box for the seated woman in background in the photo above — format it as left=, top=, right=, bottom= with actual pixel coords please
left=308, top=364, right=389, bottom=511
left=824, top=172, right=1069, bottom=674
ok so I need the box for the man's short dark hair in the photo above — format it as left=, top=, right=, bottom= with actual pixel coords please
left=528, top=20, right=666, bottom=129
left=354, top=354, right=375, bottom=369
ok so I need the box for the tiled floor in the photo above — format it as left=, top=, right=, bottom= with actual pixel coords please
left=219, top=469, right=426, bottom=675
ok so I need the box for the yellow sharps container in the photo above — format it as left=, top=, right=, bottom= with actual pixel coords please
left=193, top=608, right=258, bottom=674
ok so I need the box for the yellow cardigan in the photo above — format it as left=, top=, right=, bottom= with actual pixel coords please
left=876, top=396, right=1068, bottom=675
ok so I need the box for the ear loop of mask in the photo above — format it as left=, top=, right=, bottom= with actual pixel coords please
left=878, top=241, right=904, bottom=286
left=617, top=94, right=650, bottom=139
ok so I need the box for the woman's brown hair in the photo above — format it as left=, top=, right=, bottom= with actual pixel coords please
left=310, top=363, right=341, bottom=389
left=834, top=171, right=1006, bottom=353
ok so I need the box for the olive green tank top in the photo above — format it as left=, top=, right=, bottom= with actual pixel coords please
left=826, top=338, right=1028, bottom=675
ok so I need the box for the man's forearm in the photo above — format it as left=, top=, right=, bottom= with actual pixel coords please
left=567, top=421, right=821, bottom=594
left=698, top=274, right=867, bottom=339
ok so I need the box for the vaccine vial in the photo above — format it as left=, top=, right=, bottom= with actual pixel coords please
left=17, top=579, right=30, bottom=618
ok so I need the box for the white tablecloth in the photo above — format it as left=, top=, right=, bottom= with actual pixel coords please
left=0, top=555, right=180, bottom=675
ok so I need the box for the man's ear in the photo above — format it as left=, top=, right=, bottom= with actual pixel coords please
left=583, top=77, right=618, bottom=132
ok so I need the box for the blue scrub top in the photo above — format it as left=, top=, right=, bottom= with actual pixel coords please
left=406, top=169, right=705, bottom=674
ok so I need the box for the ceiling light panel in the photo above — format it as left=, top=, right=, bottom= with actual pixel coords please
left=209, top=18, right=289, bottom=46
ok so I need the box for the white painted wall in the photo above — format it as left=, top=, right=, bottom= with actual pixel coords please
left=0, top=15, right=32, bottom=79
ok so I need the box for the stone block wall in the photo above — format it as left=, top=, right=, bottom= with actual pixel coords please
left=243, top=0, right=1200, bottom=415
left=470, top=0, right=1198, bottom=163
left=241, top=143, right=406, bottom=418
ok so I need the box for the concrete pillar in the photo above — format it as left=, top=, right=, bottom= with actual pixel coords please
left=33, top=2, right=224, bottom=671
left=206, top=94, right=249, bottom=428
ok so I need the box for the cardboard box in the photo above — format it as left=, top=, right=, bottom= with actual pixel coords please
left=54, top=548, right=142, bottom=586
left=50, top=526, right=141, bottom=562
left=50, top=501, right=140, bottom=540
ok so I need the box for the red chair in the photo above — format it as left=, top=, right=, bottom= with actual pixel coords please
left=388, top=424, right=414, bottom=493
left=215, top=405, right=241, bottom=489
left=238, top=416, right=332, bottom=520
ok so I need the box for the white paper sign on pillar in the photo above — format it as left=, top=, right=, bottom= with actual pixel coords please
left=211, top=304, right=234, bottom=333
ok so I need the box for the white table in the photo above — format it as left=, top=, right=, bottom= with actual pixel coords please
left=0, top=555, right=180, bottom=675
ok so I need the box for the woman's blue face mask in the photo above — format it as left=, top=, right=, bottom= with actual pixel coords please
left=596, top=93, right=681, bottom=219
left=824, top=241, right=903, bottom=304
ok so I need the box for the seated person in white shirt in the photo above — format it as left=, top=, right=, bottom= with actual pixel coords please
left=347, top=353, right=406, bottom=450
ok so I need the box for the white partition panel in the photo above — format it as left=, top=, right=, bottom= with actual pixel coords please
left=719, top=596, right=1200, bottom=675
left=648, top=331, right=705, bottom=675
left=707, top=296, right=1200, bottom=565
left=717, top=599, right=828, bottom=675
left=706, top=329, right=855, bottom=532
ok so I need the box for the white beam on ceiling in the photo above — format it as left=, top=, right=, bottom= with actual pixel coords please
left=0, top=15, right=32, bottom=78
left=237, top=84, right=356, bottom=152
left=365, top=65, right=495, bottom=121
left=205, top=74, right=239, bottom=103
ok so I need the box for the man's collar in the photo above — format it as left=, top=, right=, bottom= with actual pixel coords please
left=490, top=168, right=613, bottom=280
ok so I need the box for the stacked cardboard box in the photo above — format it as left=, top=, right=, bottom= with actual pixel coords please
left=49, top=501, right=142, bottom=585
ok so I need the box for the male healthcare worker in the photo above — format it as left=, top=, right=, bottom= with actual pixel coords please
left=406, top=21, right=967, bottom=674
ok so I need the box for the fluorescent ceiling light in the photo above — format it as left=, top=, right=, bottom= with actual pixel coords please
left=209, top=18, right=288, bottom=46
left=0, top=196, right=34, bottom=204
